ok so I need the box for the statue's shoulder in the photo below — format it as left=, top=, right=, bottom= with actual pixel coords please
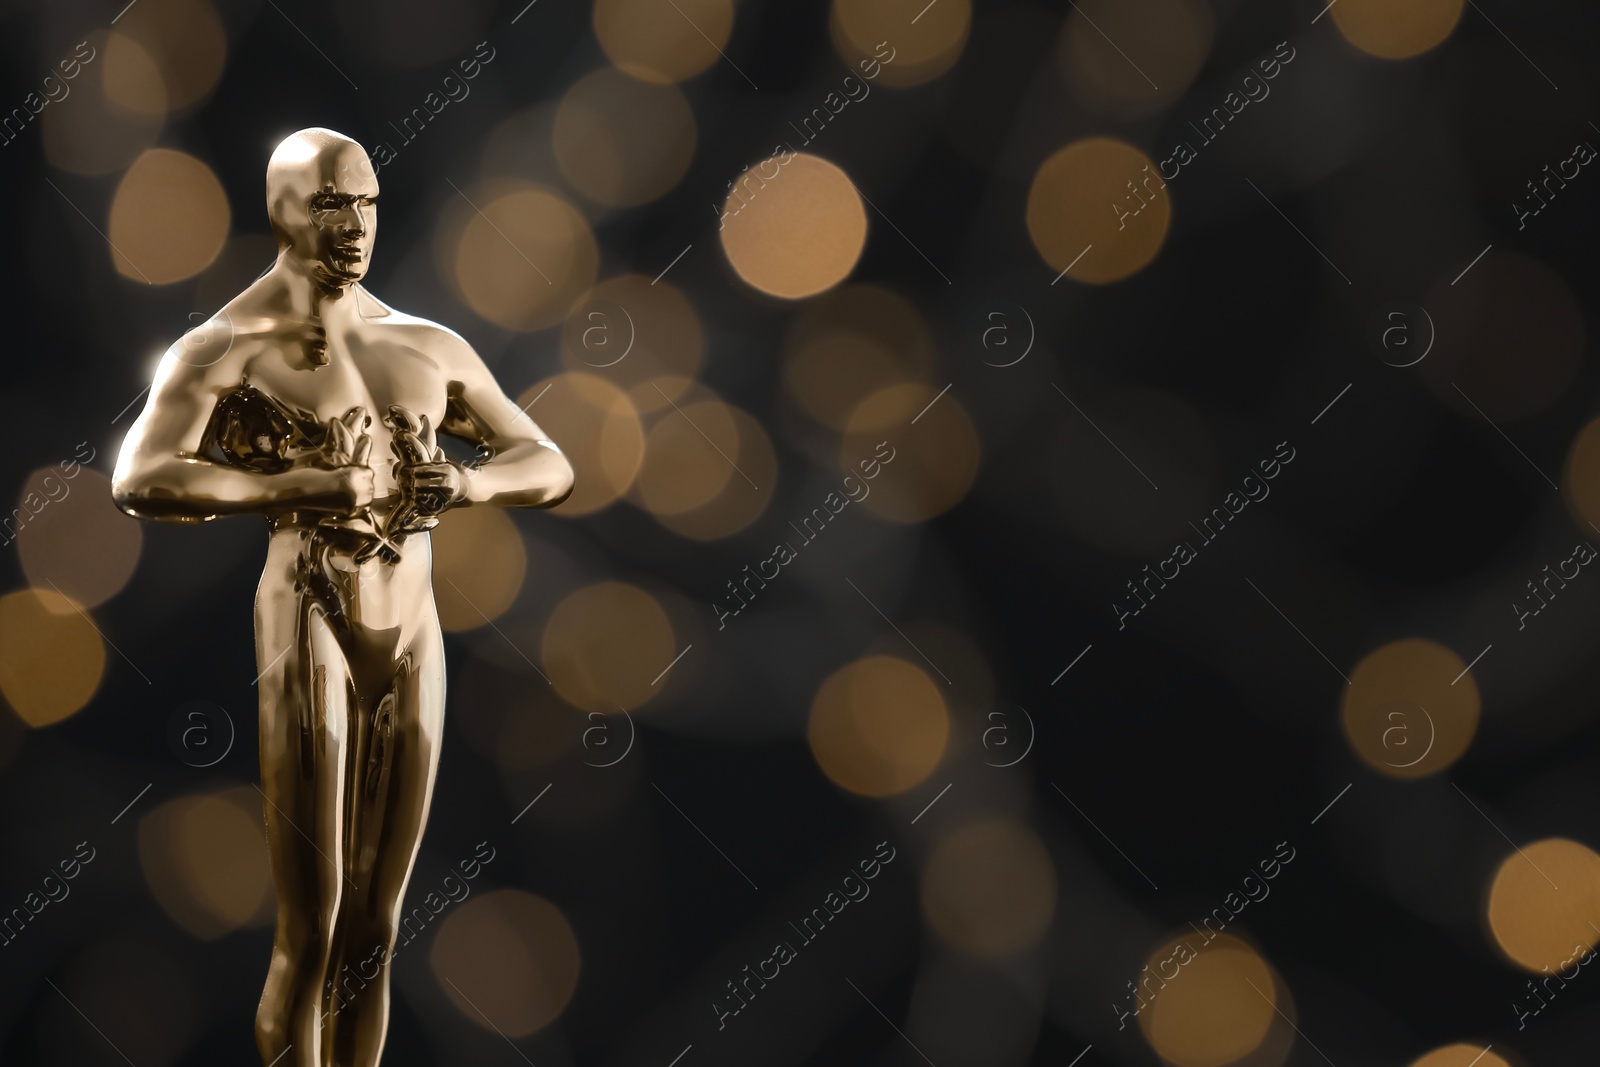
left=354, top=288, right=479, bottom=366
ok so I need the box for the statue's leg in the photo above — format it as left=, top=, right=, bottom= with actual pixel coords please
left=327, top=613, right=446, bottom=1067
left=255, top=596, right=354, bottom=1067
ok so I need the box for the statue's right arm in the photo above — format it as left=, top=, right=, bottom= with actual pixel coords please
left=111, top=343, right=369, bottom=522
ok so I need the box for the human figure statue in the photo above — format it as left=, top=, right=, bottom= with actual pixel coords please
left=112, top=128, right=574, bottom=1067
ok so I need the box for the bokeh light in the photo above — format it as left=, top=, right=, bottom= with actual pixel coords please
left=1059, top=0, right=1214, bottom=117
left=1331, top=0, right=1465, bottom=60
left=1137, top=933, right=1282, bottom=1067
left=1341, top=638, right=1479, bottom=779
left=830, top=0, right=971, bottom=88
left=517, top=373, right=645, bottom=517
left=635, top=394, right=741, bottom=516
left=17, top=467, right=141, bottom=610
left=541, top=581, right=676, bottom=712
left=451, top=182, right=597, bottom=331
left=1027, top=137, right=1171, bottom=284
left=560, top=276, right=704, bottom=410
left=107, top=0, right=227, bottom=114
left=430, top=506, right=527, bottom=632
left=1486, top=837, right=1600, bottom=973
left=1563, top=416, right=1600, bottom=531
left=138, top=788, right=271, bottom=940
left=783, top=284, right=938, bottom=430
left=41, top=33, right=164, bottom=176
left=1424, top=251, right=1583, bottom=423
left=1408, top=1046, right=1511, bottom=1067
left=650, top=401, right=777, bottom=540
left=920, top=819, right=1056, bottom=958
left=808, top=655, right=949, bottom=796
left=840, top=384, right=981, bottom=523
left=593, top=0, right=735, bottom=84
left=0, top=588, right=105, bottom=728
left=430, top=889, right=580, bottom=1038
left=108, top=148, right=230, bottom=284
left=719, top=152, right=867, bottom=300
left=553, top=68, right=697, bottom=208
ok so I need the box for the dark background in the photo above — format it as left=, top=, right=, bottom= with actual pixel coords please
left=2, top=0, right=1600, bottom=1064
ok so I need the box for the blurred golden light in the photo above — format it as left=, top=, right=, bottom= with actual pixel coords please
left=1341, top=638, right=1479, bottom=779
left=431, top=889, right=580, bottom=1038
left=784, top=284, right=938, bottom=430
left=652, top=403, right=777, bottom=541
left=1138, top=933, right=1280, bottom=1067
left=560, top=276, right=704, bottom=411
left=1331, top=0, right=1464, bottom=60
left=0, top=588, right=105, bottom=728
left=430, top=506, right=527, bottom=633
left=636, top=396, right=741, bottom=516
left=1564, top=417, right=1600, bottom=532
left=139, top=789, right=271, bottom=940
left=107, top=0, right=228, bottom=113
left=42, top=33, right=165, bottom=176
left=553, top=68, right=697, bottom=208
left=593, top=0, right=734, bottom=84
left=108, top=148, right=230, bottom=284
left=1486, top=837, right=1600, bottom=973
left=17, top=468, right=141, bottom=611
left=1060, top=0, right=1214, bottom=116
left=719, top=152, right=867, bottom=300
left=841, top=384, right=981, bottom=524
left=921, top=819, right=1056, bottom=958
left=1408, top=1045, right=1511, bottom=1067
left=830, top=0, right=971, bottom=88
left=1029, top=138, right=1170, bottom=284
left=541, top=582, right=676, bottom=712
left=517, top=373, right=645, bottom=517
left=452, top=183, right=598, bottom=331
left=1424, top=251, right=1582, bottom=423
left=808, top=655, right=949, bottom=797
left=1051, top=387, right=1219, bottom=554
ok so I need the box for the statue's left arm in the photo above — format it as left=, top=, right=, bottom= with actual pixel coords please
left=431, top=335, right=575, bottom=511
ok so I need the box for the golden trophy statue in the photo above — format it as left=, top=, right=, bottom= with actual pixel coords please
left=111, top=128, right=574, bottom=1067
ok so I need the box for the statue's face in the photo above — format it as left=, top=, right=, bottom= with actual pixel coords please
left=269, top=139, right=379, bottom=288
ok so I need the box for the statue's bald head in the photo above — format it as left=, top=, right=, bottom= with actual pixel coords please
left=265, top=128, right=378, bottom=288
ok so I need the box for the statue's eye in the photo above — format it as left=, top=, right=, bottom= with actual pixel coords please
left=310, top=194, right=343, bottom=212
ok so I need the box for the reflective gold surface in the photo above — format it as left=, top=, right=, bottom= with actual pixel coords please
left=111, top=128, right=573, bottom=1067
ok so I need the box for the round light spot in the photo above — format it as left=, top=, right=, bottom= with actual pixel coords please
left=831, top=0, right=971, bottom=88
left=594, top=0, right=735, bottom=84
left=1138, top=933, right=1280, bottom=1067
left=430, top=507, right=527, bottom=633
left=560, top=276, right=704, bottom=409
left=1564, top=418, right=1600, bottom=532
left=809, top=655, right=950, bottom=797
left=0, top=588, right=105, bottom=728
left=542, top=582, right=676, bottom=712
left=636, top=397, right=741, bottom=516
left=1408, top=1045, right=1511, bottom=1067
left=452, top=183, right=597, bottom=331
left=17, top=467, right=141, bottom=611
left=42, top=32, right=164, bottom=176
left=841, top=384, right=981, bottom=523
left=431, top=889, right=580, bottom=1038
left=1331, top=0, right=1464, bottom=60
left=107, top=0, right=228, bottom=113
left=108, top=148, right=230, bottom=284
left=1487, top=837, right=1600, bottom=973
left=1060, top=0, right=1214, bottom=117
left=1027, top=137, right=1170, bottom=284
left=518, top=373, right=645, bottom=517
left=553, top=68, right=697, bottom=207
left=921, top=820, right=1056, bottom=958
left=1341, top=638, right=1479, bottom=779
left=784, top=285, right=938, bottom=430
left=719, top=152, right=867, bottom=300
left=652, top=403, right=777, bottom=541
left=139, top=789, right=270, bottom=940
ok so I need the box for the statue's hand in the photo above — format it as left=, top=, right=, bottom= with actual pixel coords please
left=399, top=459, right=465, bottom=518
